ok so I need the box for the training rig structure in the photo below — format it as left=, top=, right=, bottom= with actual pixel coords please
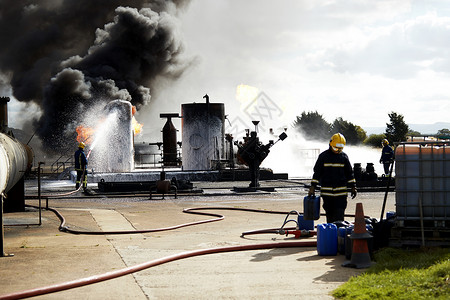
left=94, top=95, right=289, bottom=193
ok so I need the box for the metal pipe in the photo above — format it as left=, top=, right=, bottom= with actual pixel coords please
left=38, top=162, right=43, bottom=225
left=380, top=158, right=395, bottom=221
left=0, top=97, right=9, bottom=131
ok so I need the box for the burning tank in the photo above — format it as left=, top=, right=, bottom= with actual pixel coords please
left=89, top=100, right=134, bottom=173
left=87, top=95, right=288, bottom=189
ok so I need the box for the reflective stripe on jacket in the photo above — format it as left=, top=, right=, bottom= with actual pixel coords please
left=380, top=145, right=394, bottom=163
left=311, top=147, right=355, bottom=197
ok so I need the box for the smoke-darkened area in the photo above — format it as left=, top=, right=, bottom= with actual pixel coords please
left=0, top=0, right=192, bottom=152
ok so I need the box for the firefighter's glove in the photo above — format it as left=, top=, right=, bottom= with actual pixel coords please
left=308, top=186, right=315, bottom=197
left=351, top=186, right=357, bottom=199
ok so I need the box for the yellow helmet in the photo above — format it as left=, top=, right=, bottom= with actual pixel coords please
left=329, top=133, right=346, bottom=153
left=78, top=142, right=86, bottom=149
left=382, top=139, right=389, bottom=146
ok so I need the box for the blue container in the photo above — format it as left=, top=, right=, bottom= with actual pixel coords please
left=303, top=195, right=320, bottom=220
left=386, top=211, right=396, bottom=219
left=317, top=223, right=338, bottom=256
left=337, top=227, right=347, bottom=254
left=298, top=214, right=314, bottom=230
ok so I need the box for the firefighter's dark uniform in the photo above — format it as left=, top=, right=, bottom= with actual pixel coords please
left=75, top=147, right=88, bottom=190
left=311, top=147, right=356, bottom=223
left=380, top=144, right=394, bottom=175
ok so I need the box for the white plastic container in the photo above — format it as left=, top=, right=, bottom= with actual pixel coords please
left=395, top=142, right=450, bottom=222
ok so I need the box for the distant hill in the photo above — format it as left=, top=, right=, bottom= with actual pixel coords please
left=363, top=122, right=450, bottom=136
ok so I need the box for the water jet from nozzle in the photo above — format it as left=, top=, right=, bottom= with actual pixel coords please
left=88, top=100, right=134, bottom=173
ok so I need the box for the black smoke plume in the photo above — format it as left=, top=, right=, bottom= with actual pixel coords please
left=0, top=0, right=191, bottom=152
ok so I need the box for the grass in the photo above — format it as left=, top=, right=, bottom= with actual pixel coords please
left=333, top=247, right=450, bottom=300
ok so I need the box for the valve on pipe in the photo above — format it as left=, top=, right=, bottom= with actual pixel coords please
left=235, top=123, right=287, bottom=188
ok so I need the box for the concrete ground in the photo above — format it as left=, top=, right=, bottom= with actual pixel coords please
left=1, top=179, right=396, bottom=299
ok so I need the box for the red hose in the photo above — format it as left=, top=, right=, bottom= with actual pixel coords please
left=0, top=240, right=316, bottom=300
left=31, top=205, right=225, bottom=235
left=27, top=206, right=296, bottom=235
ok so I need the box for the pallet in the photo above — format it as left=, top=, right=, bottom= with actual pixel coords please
left=395, top=219, right=449, bottom=229
left=389, top=225, right=450, bottom=247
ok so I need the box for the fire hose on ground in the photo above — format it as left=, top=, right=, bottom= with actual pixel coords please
left=0, top=205, right=322, bottom=300
left=1, top=204, right=365, bottom=299
left=0, top=241, right=316, bottom=300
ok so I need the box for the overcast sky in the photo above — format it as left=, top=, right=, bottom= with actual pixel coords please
left=7, top=0, right=450, bottom=136
left=142, top=0, right=450, bottom=135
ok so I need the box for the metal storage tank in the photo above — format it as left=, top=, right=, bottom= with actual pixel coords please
left=395, top=141, right=450, bottom=225
left=181, top=96, right=225, bottom=170
left=0, top=133, right=32, bottom=195
left=90, top=100, right=134, bottom=173
left=161, top=113, right=179, bottom=166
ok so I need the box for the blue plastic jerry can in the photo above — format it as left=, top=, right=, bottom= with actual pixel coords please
left=298, top=214, right=314, bottom=230
left=303, top=195, right=320, bottom=220
left=337, top=227, right=347, bottom=255
left=317, top=223, right=338, bottom=256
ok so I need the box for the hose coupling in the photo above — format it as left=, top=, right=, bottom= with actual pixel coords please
left=277, top=229, right=286, bottom=235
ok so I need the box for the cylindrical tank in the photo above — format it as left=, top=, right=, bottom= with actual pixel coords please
left=161, top=113, right=179, bottom=166
left=395, top=142, right=450, bottom=223
left=0, top=133, right=32, bottom=194
left=181, top=101, right=225, bottom=170
left=89, top=100, right=134, bottom=172
left=353, top=163, right=362, bottom=181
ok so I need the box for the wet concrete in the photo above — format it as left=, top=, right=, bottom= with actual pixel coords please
left=0, top=178, right=396, bottom=299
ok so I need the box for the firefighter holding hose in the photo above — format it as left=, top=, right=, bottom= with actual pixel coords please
left=308, top=133, right=357, bottom=223
left=75, top=142, right=88, bottom=191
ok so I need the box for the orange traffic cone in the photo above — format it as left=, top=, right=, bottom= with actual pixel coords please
left=342, top=202, right=374, bottom=269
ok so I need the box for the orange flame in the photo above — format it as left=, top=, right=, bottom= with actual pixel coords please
left=76, top=105, right=143, bottom=144
left=132, top=116, right=143, bottom=135
left=76, top=125, right=95, bottom=145
left=131, top=105, right=143, bottom=135
left=76, top=119, right=143, bottom=144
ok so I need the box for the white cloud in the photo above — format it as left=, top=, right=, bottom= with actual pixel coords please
left=164, top=0, right=450, bottom=131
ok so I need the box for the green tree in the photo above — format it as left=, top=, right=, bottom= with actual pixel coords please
left=363, top=134, right=386, bottom=148
left=356, top=125, right=367, bottom=143
left=408, top=130, right=421, bottom=136
left=385, top=112, right=409, bottom=143
left=436, top=128, right=450, bottom=138
left=330, top=117, right=366, bottom=145
left=292, top=111, right=331, bottom=141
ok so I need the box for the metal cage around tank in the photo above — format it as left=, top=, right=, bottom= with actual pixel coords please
left=394, top=141, right=450, bottom=226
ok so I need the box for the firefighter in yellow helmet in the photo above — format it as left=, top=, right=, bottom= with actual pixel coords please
left=74, top=142, right=88, bottom=191
left=379, top=139, right=394, bottom=176
left=308, top=133, right=357, bottom=223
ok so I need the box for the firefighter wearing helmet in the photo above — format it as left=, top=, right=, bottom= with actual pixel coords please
left=380, top=139, right=394, bottom=176
left=308, top=133, right=357, bottom=223
left=74, top=142, right=88, bottom=191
